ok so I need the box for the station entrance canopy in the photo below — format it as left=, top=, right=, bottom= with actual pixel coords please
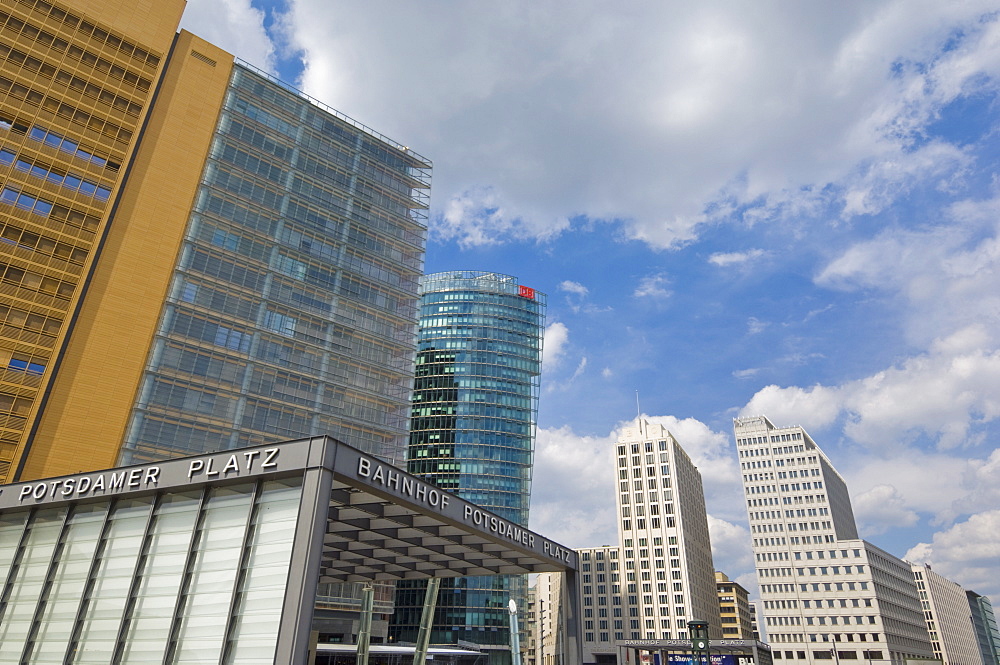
left=0, top=437, right=580, bottom=664
left=617, top=639, right=774, bottom=665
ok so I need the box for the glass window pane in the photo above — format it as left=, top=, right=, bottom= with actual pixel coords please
left=26, top=504, right=108, bottom=664
left=223, top=478, right=301, bottom=664
left=170, top=485, right=254, bottom=665
left=0, top=507, right=67, bottom=657
left=70, top=498, right=152, bottom=665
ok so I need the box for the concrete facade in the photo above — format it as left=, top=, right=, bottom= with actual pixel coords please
left=535, top=420, right=721, bottom=664
left=613, top=420, right=721, bottom=642
left=911, top=563, right=984, bottom=665
left=734, top=415, right=933, bottom=665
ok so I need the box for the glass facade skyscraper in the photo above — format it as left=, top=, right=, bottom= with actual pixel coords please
left=117, top=62, right=429, bottom=468
left=391, top=271, right=545, bottom=661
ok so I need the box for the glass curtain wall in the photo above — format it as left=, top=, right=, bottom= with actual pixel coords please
left=0, top=477, right=302, bottom=665
left=391, top=271, right=545, bottom=662
left=118, top=62, right=429, bottom=470
left=113, top=64, right=429, bottom=615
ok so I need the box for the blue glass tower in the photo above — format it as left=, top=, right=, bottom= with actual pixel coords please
left=391, top=271, right=545, bottom=661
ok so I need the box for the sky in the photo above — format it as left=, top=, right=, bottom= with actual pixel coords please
left=179, top=0, right=1000, bottom=606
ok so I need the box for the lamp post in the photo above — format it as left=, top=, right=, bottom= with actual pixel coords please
left=509, top=598, right=523, bottom=665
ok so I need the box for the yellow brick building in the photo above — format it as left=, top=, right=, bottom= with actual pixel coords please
left=0, top=0, right=184, bottom=482
left=716, top=571, right=755, bottom=640
left=0, top=0, right=430, bottom=493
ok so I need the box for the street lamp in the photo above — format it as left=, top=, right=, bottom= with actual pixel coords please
left=509, top=598, right=522, bottom=665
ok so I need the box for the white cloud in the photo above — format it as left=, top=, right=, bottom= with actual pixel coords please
left=542, top=322, right=569, bottom=370
left=528, top=425, right=618, bottom=547
left=634, top=274, right=672, bottom=300
left=180, top=0, right=275, bottom=73
left=709, top=249, right=768, bottom=267
left=270, top=1, right=1000, bottom=249
left=733, top=368, right=760, bottom=379
left=845, top=450, right=983, bottom=528
left=816, top=196, right=1000, bottom=347
left=953, top=447, right=1000, bottom=516
left=747, top=317, right=769, bottom=335
left=558, top=279, right=609, bottom=314
left=433, top=186, right=570, bottom=247
left=741, top=326, right=1000, bottom=452
left=569, top=357, right=589, bottom=382
left=853, top=485, right=919, bottom=536
left=708, top=516, right=754, bottom=579
left=905, top=510, right=1000, bottom=601
left=741, top=384, right=843, bottom=434
left=559, top=281, right=589, bottom=297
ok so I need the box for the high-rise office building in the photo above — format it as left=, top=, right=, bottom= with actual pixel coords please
left=524, top=584, right=538, bottom=665
left=391, top=271, right=545, bottom=661
left=967, top=591, right=1000, bottom=665
left=613, top=420, right=720, bottom=640
left=717, top=571, right=755, bottom=639
left=0, top=0, right=431, bottom=635
left=534, top=569, right=567, bottom=665
left=537, top=420, right=722, bottom=664
left=735, top=415, right=934, bottom=665
left=911, top=563, right=983, bottom=665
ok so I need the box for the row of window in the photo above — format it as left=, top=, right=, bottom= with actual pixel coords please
left=755, top=535, right=838, bottom=547
left=580, top=550, right=619, bottom=561
left=622, top=516, right=677, bottom=531
left=0, top=303, right=61, bottom=338
left=772, top=651, right=883, bottom=660
left=616, top=440, right=670, bottom=456
left=736, top=432, right=804, bottom=445
left=1, top=149, right=111, bottom=199
left=762, top=581, right=870, bottom=594
left=0, top=41, right=144, bottom=116
left=0, top=75, right=133, bottom=145
left=2, top=1, right=160, bottom=71
left=5, top=354, right=45, bottom=374
left=746, top=480, right=825, bottom=495
left=0, top=260, right=75, bottom=298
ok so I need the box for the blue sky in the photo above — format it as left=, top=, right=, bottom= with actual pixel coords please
left=181, top=0, right=1000, bottom=605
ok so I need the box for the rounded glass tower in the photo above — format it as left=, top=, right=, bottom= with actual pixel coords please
left=392, top=271, right=545, bottom=658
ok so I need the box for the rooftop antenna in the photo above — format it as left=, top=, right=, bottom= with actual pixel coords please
left=635, top=390, right=641, bottom=424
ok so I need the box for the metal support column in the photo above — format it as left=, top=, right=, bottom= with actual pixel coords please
left=413, top=577, right=441, bottom=664
left=356, top=584, right=374, bottom=665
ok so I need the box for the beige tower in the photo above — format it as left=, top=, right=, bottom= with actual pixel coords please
left=735, top=415, right=934, bottom=665
left=613, top=420, right=721, bottom=640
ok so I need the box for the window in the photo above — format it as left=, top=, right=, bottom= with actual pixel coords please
left=8, top=356, right=45, bottom=374
left=0, top=187, right=53, bottom=215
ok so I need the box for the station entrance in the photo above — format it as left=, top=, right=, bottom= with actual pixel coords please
left=0, top=436, right=581, bottom=664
